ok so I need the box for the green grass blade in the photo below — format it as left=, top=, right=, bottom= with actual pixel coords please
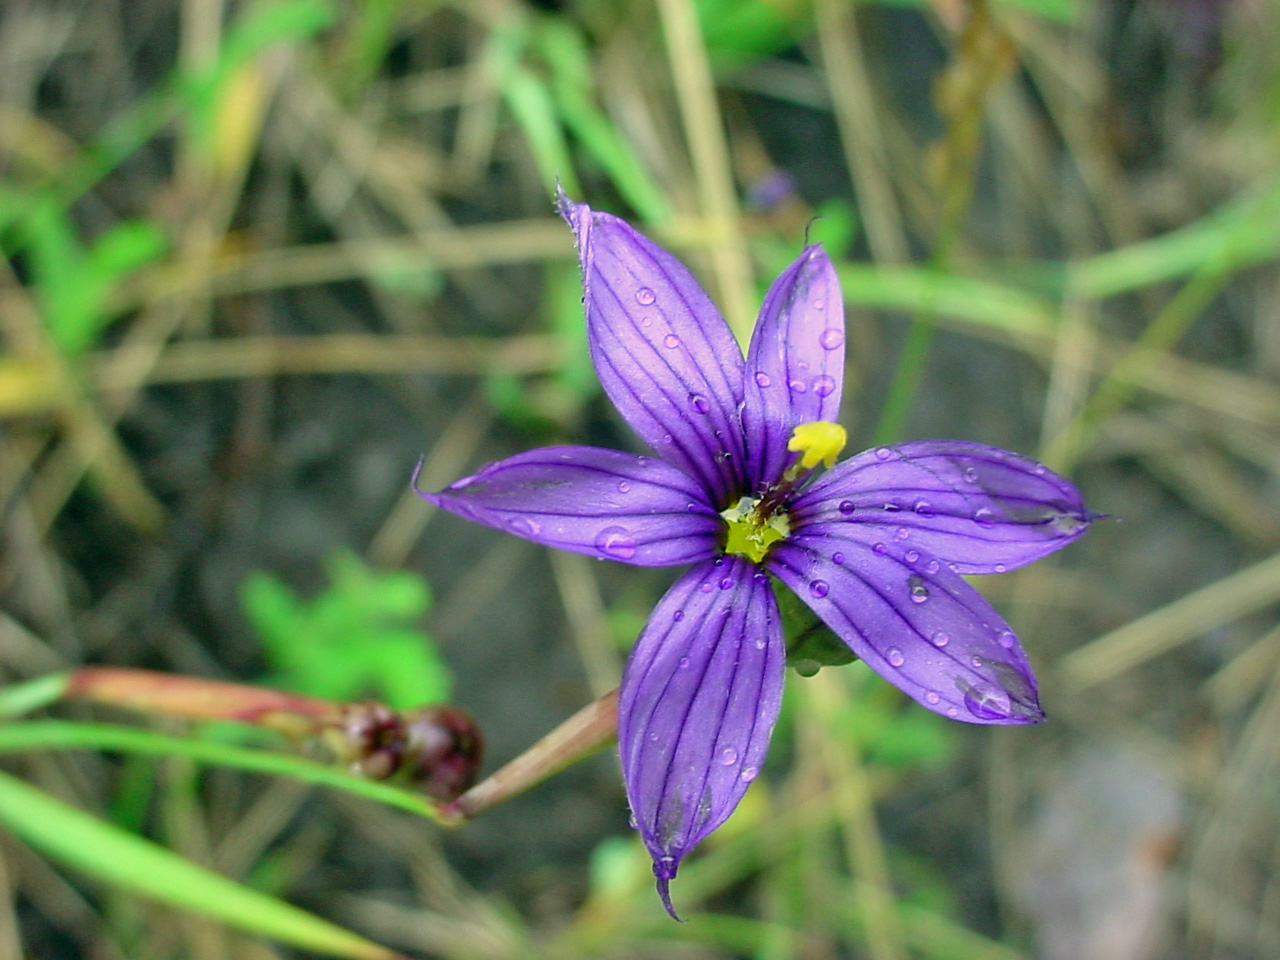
left=0, top=720, right=446, bottom=823
left=0, top=770, right=398, bottom=959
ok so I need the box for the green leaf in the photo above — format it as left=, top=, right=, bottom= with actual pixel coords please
left=0, top=769, right=397, bottom=959
left=242, top=550, right=450, bottom=710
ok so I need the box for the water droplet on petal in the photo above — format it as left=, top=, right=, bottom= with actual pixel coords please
left=908, top=576, right=929, bottom=603
left=812, top=298, right=826, bottom=311
left=618, top=480, right=632, bottom=493
left=894, top=527, right=910, bottom=541
left=740, top=765, right=758, bottom=782
left=700, top=582, right=714, bottom=593
left=913, top=500, right=934, bottom=518
left=636, top=287, right=656, bottom=305
left=719, top=577, right=734, bottom=590
left=905, top=549, right=920, bottom=564
left=838, top=500, right=855, bottom=515
left=875, top=447, right=893, bottom=460
left=594, top=525, right=637, bottom=560
left=883, top=501, right=902, bottom=512
left=973, top=507, right=996, bottom=527
left=963, top=466, right=979, bottom=483
left=998, top=631, right=1016, bottom=649
left=509, top=516, right=540, bottom=536
left=995, top=563, right=1007, bottom=573
left=886, top=648, right=905, bottom=667
left=925, top=559, right=940, bottom=574
left=832, top=552, right=845, bottom=565
left=754, top=371, right=771, bottom=388
left=690, top=393, right=711, bottom=414
left=819, top=328, right=843, bottom=349
left=812, top=374, right=836, bottom=397
left=925, top=691, right=940, bottom=705
left=931, top=630, right=950, bottom=647
left=687, top=503, right=699, bottom=512
left=970, top=655, right=985, bottom=669
left=872, top=542, right=888, bottom=555
left=679, top=657, right=691, bottom=669
left=673, top=610, right=685, bottom=622
left=809, top=579, right=830, bottom=599
left=789, top=379, right=808, bottom=393
left=629, top=813, right=638, bottom=828
left=964, top=683, right=1013, bottom=721
left=720, top=747, right=739, bottom=765
left=663, top=334, right=681, bottom=349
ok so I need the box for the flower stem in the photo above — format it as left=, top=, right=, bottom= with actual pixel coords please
left=442, top=686, right=618, bottom=822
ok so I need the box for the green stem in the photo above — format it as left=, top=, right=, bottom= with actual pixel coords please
left=0, top=720, right=449, bottom=824
left=0, top=673, right=72, bottom=719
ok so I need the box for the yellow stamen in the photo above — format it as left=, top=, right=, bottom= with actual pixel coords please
left=787, top=420, right=847, bottom=471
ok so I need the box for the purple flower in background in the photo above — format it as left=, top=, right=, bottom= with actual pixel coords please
left=421, top=194, right=1091, bottom=916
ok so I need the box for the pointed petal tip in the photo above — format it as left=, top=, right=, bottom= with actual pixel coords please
left=653, top=856, right=683, bottom=920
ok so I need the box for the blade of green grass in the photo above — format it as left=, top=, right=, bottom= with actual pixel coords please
left=0, top=769, right=400, bottom=959
left=0, top=721, right=447, bottom=823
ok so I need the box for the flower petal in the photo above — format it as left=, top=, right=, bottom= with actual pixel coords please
left=421, top=446, right=721, bottom=567
left=559, top=194, right=747, bottom=506
left=791, top=441, right=1091, bottom=573
left=742, top=245, right=845, bottom=489
left=768, top=535, right=1043, bottom=724
left=618, top=557, right=784, bottom=916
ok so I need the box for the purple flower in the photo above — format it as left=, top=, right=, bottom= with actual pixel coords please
left=421, top=195, right=1091, bottom=916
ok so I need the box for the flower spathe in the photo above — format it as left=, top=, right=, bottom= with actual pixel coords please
left=421, top=193, right=1092, bottom=917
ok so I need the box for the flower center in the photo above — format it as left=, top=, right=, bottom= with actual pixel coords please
left=721, top=496, right=790, bottom=564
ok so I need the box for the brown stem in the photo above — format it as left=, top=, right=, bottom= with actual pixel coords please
left=441, top=687, right=619, bottom=823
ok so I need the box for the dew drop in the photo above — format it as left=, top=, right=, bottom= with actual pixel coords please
left=640, top=316, right=652, bottom=327
left=700, top=583, right=714, bottom=594
left=687, top=503, right=700, bottom=512
left=690, top=393, right=711, bottom=414
left=812, top=374, right=836, bottom=397
left=995, top=563, right=1007, bottom=573
left=754, top=638, right=766, bottom=650
left=905, top=549, right=920, bottom=564
left=740, top=765, right=759, bottom=782
left=973, top=507, right=996, bottom=527
left=832, top=552, right=845, bottom=565
left=812, top=298, right=826, bottom=310
left=925, top=691, right=940, bottom=705
left=875, top=447, right=893, bottom=461
left=663, top=334, right=681, bottom=349
left=894, top=527, right=910, bottom=541
left=594, top=525, right=637, bottom=560
left=925, top=559, right=940, bottom=574
left=636, top=287, right=656, bottom=305
left=789, top=379, right=808, bottom=393
left=964, top=683, right=1012, bottom=721
left=947, top=706, right=958, bottom=717
left=754, top=371, right=771, bottom=388
left=913, top=500, right=934, bottom=518
left=508, top=516, right=540, bottom=536
left=679, top=657, right=691, bottom=669
left=617, top=480, right=632, bottom=493
left=908, top=576, right=929, bottom=603
left=998, top=631, right=1016, bottom=649
left=872, top=542, right=888, bottom=556
left=963, top=466, right=979, bottom=483
left=629, top=813, right=639, bottom=828
left=883, top=501, right=903, bottom=512
left=719, top=577, right=734, bottom=590
left=808, top=579, right=830, bottom=599
left=819, top=328, right=843, bottom=350
left=970, top=655, right=985, bottom=669
left=931, top=630, right=950, bottom=648
left=673, top=610, right=685, bottom=622
left=838, top=500, right=855, bottom=515
left=720, top=747, right=739, bottom=765
left=886, top=648, right=905, bottom=667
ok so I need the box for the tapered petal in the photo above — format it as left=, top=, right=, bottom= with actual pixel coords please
left=742, top=245, right=845, bottom=489
left=421, top=447, right=721, bottom=566
left=559, top=194, right=747, bottom=506
left=768, top=535, right=1043, bottom=724
left=618, top=556, right=785, bottom=916
left=791, top=441, right=1091, bottom=573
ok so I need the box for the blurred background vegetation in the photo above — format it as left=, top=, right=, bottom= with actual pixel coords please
left=0, top=0, right=1278, bottom=957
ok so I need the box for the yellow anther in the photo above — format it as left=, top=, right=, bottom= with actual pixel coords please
left=787, top=421, right=847, bottom=471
